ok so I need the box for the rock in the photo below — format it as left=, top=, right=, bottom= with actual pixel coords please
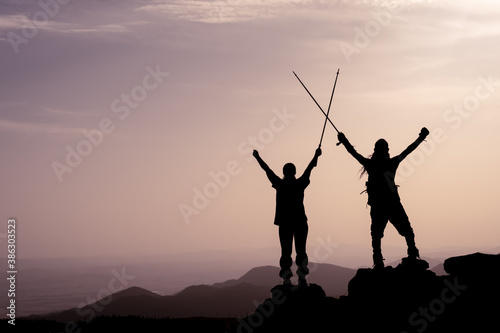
left=443, top=252, right=500, bottom=284
left=439, top=252, right=500, bottom=333
left=400, top=257, right=430, bottom=270
left=345, top=258, right=443, bottom=332
left=347, top=258, right=438, bottom=300
left=232, top=283, right=338, bottom=333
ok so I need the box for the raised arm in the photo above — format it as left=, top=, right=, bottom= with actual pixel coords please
left=337, top=133, right=368, bottom=166
left=253, top=150, right=280, bottom=184
left=301, top=148, right=322, bottom=179
left=396, top=127, right=429, bottom=162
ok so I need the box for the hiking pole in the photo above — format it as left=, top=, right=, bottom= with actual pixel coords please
left=318, top=68, right=340, bottom=148
left=292, top=71, right=342, bottom=145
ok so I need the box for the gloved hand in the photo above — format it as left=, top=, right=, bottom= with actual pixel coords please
left=337, top=132, right=347, bottom=144
left=315, top=148, right=322, bottom=157
left=419, top=127, right=429, bottom=141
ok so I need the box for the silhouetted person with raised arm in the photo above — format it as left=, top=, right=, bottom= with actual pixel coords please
left=337, top=128, right=429, bottom=269
left=253, top=148, right=322, bottom=285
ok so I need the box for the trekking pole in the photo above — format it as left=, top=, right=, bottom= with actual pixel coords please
left=293, top=71, right=343, bottom=146
left=318, top=68, right=340, bottom=148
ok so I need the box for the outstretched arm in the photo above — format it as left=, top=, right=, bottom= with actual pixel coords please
left=253, top=150, right=280, bottom=183
left=397, top=127, right=430, bottom=161
left=301, top=148, right=322, bottom=179
left=337, top=133, right=368, bottom=166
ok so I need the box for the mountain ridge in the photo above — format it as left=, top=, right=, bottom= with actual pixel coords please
left=24, top=262, right=355, bottom=321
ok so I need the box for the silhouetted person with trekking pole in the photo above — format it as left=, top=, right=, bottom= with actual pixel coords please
left=337, top=128, right=429, bottom=269
left=253, top=148, right=322, bottom=285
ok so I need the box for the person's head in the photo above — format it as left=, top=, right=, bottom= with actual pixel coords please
left=359, top=139, right=389, bottom=178
left=373, top=139, right=389, bottom=159
left=283, top=163, right=296, bottom=179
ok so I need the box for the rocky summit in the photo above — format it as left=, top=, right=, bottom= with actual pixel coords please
left=231, top=253, right=500, bottom=333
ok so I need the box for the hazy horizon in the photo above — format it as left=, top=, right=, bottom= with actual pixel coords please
left=1, top=0, right=499, bottom=261
left=1, top=243, right=498, bottom=263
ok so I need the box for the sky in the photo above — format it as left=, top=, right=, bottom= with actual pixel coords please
left=0, top=0, right=499, bottom=261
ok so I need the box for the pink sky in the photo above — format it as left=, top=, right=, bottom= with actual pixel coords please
left=1, top=0, right=499, bottom=259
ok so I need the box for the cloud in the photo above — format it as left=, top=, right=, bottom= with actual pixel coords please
left=133, top=0, right=440, bottom=24
left=135, top=0, right=323, bottom=23
left=0, top=119, right=84, bottom=135
left=0, top=14, right=29, bottom=30
left=0, top=103, right=98, bottom=136
left=0, top=13, right=132, bottom=35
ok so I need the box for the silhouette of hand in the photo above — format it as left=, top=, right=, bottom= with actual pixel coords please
left=419, top=127, right=429, bottom=140
left=252, top=150, right=259, bottom=158
left=315, top=148, right=322, bottom=157
left=337, top=132, right=347, bottom=143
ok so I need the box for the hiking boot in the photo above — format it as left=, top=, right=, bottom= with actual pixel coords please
left=407, top=247, right=420, bottom=260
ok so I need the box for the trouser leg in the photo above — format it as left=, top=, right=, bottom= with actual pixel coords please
left=372, top=237, right=382, bottom=258
left=370, top=205, right=388, bottom=267
left=389, top=201, right=420, bottom=258
left=278, top=226, right=293, bottom=280
left=294, top=223, right=309, bottom=281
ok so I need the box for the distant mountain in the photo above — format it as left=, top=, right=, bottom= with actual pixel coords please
left=212, top=265, right=280, bottom=288
left=108, top=286, right=161, bottom=300
left=305, top=263, right=358, bottom=296
left=430, top=262, right=446, bottom=275
left=214, top=263, right=356, bottom=297
left=25, top=262, right=356, bottom=322
left=26, top=283, right=271, bottom=322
